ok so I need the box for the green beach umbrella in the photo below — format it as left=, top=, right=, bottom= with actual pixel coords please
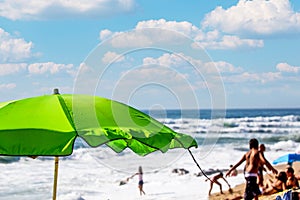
left=0, top=89, right=197, bottom=199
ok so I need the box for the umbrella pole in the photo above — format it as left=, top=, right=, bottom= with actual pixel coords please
left=52, top=156, right=59, bottom=200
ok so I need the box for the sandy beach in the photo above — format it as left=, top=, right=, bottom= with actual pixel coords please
left=209, top=162, right=300, bottom=200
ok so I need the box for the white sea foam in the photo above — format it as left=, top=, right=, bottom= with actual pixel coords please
left=0, top=144, right=296, bottom=200
left=1, top=113, right=299, bottom=199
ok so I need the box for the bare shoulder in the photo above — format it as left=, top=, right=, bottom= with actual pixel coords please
left=244, top=150, right=251, bottom=157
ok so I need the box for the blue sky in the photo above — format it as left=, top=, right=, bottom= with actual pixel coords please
left=0, top=0, right=300, bottom=109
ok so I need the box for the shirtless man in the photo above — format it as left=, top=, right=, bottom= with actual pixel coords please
left=226, top=138, right=278, bottom=200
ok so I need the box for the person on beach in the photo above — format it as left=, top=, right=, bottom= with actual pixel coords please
left=258, top=144, right=267, bottom=187
left=285, top=166, right=299, bottom=189
left=131, top=166, right=146, bottom=196
left=226, top=138, right=278, bottom=200
left=206, top=172, right=231, bottom=196
left=262, top=171, right=287, bottom=195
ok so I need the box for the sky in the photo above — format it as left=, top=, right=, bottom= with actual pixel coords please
left=0, top=0, right=300, bottom=110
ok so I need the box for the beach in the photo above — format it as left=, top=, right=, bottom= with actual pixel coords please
left=209, top=162, right=300, bottom=200
left=0, top=109, right=300, bottom=199
left=0, top=142, right=299, bottom=200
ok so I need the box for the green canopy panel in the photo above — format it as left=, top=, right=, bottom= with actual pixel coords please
left=0, top=94, right=197, bottom=156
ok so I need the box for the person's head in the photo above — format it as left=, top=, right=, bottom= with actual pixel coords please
left=230, top=165, right=233, bottom=168
left=138, top=166, right=143, bottom=173
left=286, top=166, right=295, bottom=177
left=277, top=171, right=288, bottom=183
left=249, top=138, right=259, bottom=149
left=259, top=144, right=266, bottom=152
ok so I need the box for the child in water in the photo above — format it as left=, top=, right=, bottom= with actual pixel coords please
left=132, top=166, right=146, bottom=195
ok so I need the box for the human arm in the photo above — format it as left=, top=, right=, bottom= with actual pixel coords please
left=129, top=173, right=138, bottom=179
left=225, top=154, right=246, bottom=177
left=281, top=181, right=286, bottom=191
left=222, top=177, right=231, bottom=187
left=259, top=152, right=277, bottom=175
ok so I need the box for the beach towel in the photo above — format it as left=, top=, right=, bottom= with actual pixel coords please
left=275, top=190, right=292, bottom=200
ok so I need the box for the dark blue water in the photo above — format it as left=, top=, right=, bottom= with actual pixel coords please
left=144, top=108, right=300, bottom=119
left=143, top=108, right=300, bottom=147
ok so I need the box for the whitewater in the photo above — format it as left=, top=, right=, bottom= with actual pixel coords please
left=0, top=109, right=300, bottom=200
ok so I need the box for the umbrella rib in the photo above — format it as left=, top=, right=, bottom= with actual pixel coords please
left=56, top=95, right=77, bottom=135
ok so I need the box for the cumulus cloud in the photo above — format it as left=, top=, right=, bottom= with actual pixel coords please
left=194, top=34, right=264, bottom=50
left=276, top=62, right=300, bottom=73
left=100, top=19, right=264, bottom=50
left=0, top=28, right=34, bottom=62
left=0, top=83, right=16, bottom=90
left=0, top=63, right=27, bottom=76
left=143, top=53, right=188, bottom=68
left=143, top=53, right=244, bottom=75
left=114, top=66, right=194, bottom=98
left=202, top=0, right=300, bottom=35
left=204, top=61, right=243, bottom=73
left=28, top=62, right=74, bottom=74
left=135, top=19, right=200, bottom=37
left=224, top=71, right=282, bottom=83
left=0, top=62, right=75, bottom=76
left=102, top=51, right=125, bottom=64
left=0, top=0, right=136, bottom=20
left=99, top=29, right=114, bottom=41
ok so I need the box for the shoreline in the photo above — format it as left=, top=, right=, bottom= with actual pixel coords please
left=209, top=162, right=300, bottom=200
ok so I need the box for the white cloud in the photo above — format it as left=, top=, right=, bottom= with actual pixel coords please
left=0, top=62, right=76, bottom=76
left=143, top=53, right=244, bottom=75
left=194, top=34, right=264, bottom=50
left=121, top=66, right=188, bottom=83
left=0, top=63, right=27, bottom=76
left=204, top=61, right=243, bottom=73
left=143, top=53, right=188, bottom=68
left=107, top=29, right=157, bottom=48
left=0, top=83, right=16, bottom=90
left=100, top=19, right=264, bottom=50
left=0, top=0, right=136, bottom=20
left=224, top=71, right=282, bottom=83
left=102, top=51, right=125, bottom=64
left=202, top=0, right=300, bottom=35
left=28, top=62, right=74, bottom=74
left=0, top=28, right=34, bottom=62
left=99, top=29, right=113, bottom=41
left=135, top=19, right=200, bottom=38
left=114, top=65, right=192, bottom=97
left=276, top=62, right=300, bottom=73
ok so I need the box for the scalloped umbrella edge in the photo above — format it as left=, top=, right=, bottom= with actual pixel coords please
left=0, top=89, right=198, bottom=199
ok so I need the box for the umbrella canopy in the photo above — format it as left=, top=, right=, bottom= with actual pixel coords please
left=273, top=153, right=300, bottom=165
left=0, top=91, right=198, bottom=200
left=0, top=93, right=197, bottom=156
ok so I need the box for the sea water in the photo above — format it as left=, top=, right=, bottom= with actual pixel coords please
left=0, top=108, right=300, bottom=200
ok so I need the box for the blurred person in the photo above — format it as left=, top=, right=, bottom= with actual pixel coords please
left=206, top=172, right=231, bottom=196
left=226, top=138, right=277, bottom=200
left=285, top=166, right=299, bottom=189
left=131, top=166, right=146, bottom=195
left=258, top=144, right=267, bottom=187
left=263, top=171, right=287, bottom=195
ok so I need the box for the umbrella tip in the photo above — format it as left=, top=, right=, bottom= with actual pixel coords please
left=53, top=88, right=60, bottom=95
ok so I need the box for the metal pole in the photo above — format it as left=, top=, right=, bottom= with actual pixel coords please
left=52, top=156, right=59, bottom=200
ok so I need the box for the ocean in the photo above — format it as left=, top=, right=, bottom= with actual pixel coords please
left=1, top=108, right=300, bottom=200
